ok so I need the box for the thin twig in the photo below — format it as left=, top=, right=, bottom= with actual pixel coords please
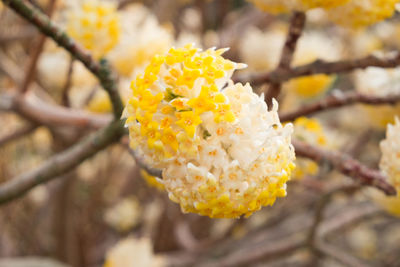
left=238, top=52, right=400, bottom=86
left=280, top=91, right=400, bottom=122
left=61, top=56, right=74, bottom=107
left=2, top=0, right=124, bottom=118
left=0, top=123, right=37, bottom=148
left=307, top=185, right=360, bottom=248
left=18, top=0, right=57, bottom=93
left=0, top=27, right=37, bottom=43
left=0, top=120, right=125, bottom=205
left=293, top=140, right=396, bottom=196
left=0, top=91, right=111, bottom=129
left=120, top=137, right=162, bottom=177
left=315, top=241, right=369, bottom=267
left=264, top=11, right=306, bottom=105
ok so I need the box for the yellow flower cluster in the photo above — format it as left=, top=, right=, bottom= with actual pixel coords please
left=377, top=118, right=400, bottom=216
left=292, top=117, right=327, bottom=179
left=248, top=0, right=350, bottom=14
left=328, top=0, right=399, bottom=28
left=126, top=44, right=242, bottom=165
left=125, top=44, right=296, bottom=218
left=249, top=0, right=399, bottom=27
left=67, top=0, right=120, bottom=59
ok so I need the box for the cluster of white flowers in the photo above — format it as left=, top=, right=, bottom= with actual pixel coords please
left=108, top=4, right=173, bottom=77
left=125, top=44, right=296, bottom=218
left=354, top=66, right=400, bottom=128
left=104, top=237, right=165, bottom=267
left=380, top=118, right=400, bottom=191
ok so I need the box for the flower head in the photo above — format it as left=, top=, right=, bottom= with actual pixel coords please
left=125, top=44, right=295, bottom=218
left=67, top=0, right=120, bottom=59
left=380, top=118, right=400, bottom=192
left=376, top=118, right=400, bottom=216
left=328, top=0, right=399, bottom=28
left=109, top=4, right=173, bottom=77
left=354, top=67, right=400, bottom=128
left=248, top=0, right=350, bottom=14
left=104, top=237, right=165, bottom=267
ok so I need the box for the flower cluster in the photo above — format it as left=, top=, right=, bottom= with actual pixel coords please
left=66, top=0, right=120, bottom=59
left=125, top=44, right=296, bottom=218
left=380, top=118, right=400, bottom=192
left=354, top=67, right=400, bottom=128
left=248, top=0, right=350, bottom=14
left=104, top=237, right=165, bottom=267
left=109, top=4, right=173, bottom=77
left=249, top=0, right=399, bottom=27
left=377, top=118, right=400, bottom=216
left=328, top=0, right=400, bottom=28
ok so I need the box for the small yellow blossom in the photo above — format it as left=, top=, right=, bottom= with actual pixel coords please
left=140, top=170, right=165, bottom=191
left=67, top=0, right=120, bottom=59
left=292, top=117, right=328, bottom=180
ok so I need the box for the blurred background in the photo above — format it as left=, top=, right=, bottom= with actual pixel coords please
left=1, top=0, right=400, bottom=266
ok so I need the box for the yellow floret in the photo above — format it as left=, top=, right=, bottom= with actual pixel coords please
left=292, top=117, right=328, bottom=179
left=140, top=169, right=165, bottom=191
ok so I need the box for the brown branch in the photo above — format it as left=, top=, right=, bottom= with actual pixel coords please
left=0, top=91, right=111, bottom=129
left=61, top=56, right=74, bottom=107
left=198, top=235, right=305, bottom=267
left=19, top=0, right=57, bottom=93
left=239, top=52, right=400, bottom=86
left=0, top=120, right=125, bottom=205
left=168, top=204, right=381, bottom=267
left=293, top=140, right=396, bottom=196
left=2, top=0, right=124, bottom=118
left=307, top=185, right=360, bottom=248
left=280, top=91, right=400, bottom=122
left=315, top=241, right=368, bottom=267
left=264, top=11, right=306, bottom=105
left=120, top=136, right=163, bottom=178
left=0, top=123, right=37, bottom=148
left=0, top=27, right=37, bottom=43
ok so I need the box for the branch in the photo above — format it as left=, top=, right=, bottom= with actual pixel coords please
left=0, top=123, right=37, bottom=148
left=19, top=0, right=57, bottom=93
left=0, top=27, right=37, bottom=43
left=0, top=120, right=125, bottom=205
left=307, top=185, right=360, bottom=248
left=315, top=241, right=368, bottom=267
left=264, top=11, right=306, bottom=105
left=280, top=91, right=400, bottom=122
left=0, top=91, right=111, bottom=129
left=120, top=136, right=163, bottom=177
left=239, top=52, right=400, bottom=86
left=293, top=140, right=396, bottom=196
left=2, top=0, right=124, bottom=118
